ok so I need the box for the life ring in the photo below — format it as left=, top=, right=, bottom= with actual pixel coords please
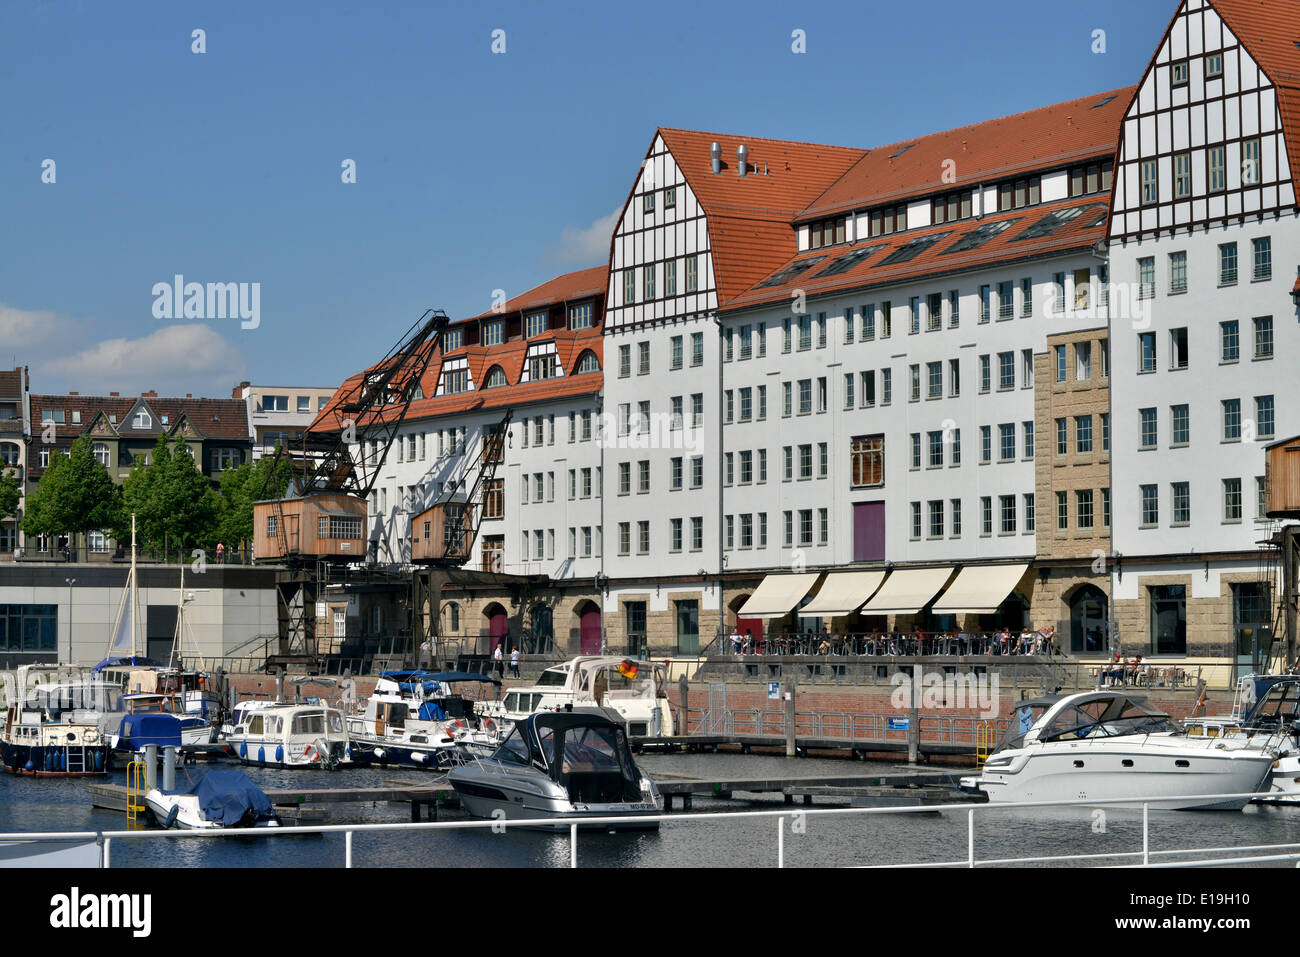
left=447, top=719, right=466, bottom=735
left=481, top=717, right=497, bottom=735
left=84, top=729, right=99, bottom=744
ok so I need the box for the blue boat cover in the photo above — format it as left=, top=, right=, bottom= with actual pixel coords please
left=119, top=713, right=183, bottom=749
left=186, top=770, right=276, bottom=826
left=381, top=670, right=500, bottom=687
left=417, top=702, right=447, bottom=721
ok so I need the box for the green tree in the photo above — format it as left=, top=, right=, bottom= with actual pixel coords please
left=214, top=450, right=292, bottom=549
left=0, top=468, right=19, bottom=519
left=21, top=436, right=122, bottom=547
left=118, top=435, right=220, bottom=554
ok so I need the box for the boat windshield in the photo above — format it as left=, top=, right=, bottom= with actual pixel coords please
left=1246, top=681, right=1300, bottom=731
left=1037, top=696, right=1176, bottom=742
left=493, top=727, right=531, bottom=767
left=292, top=712, right=326, bottom=736
left=534, top=669, right=568, bottom=687
left=993, top=701, right=1057, bottom=753
left=553, top=724, right=623, bottom=774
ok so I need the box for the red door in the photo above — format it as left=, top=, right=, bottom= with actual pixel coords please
left=579, top=606, right=602, bottom=655
left=489, top=610, right=508, bottom=653
left=736, top=617, right=763, bottom=639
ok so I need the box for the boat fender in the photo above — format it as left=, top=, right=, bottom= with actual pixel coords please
left=276, top=745, right=284, bottom=763
left=23, top=760, right=33, bottom=772
left=411, top=751, right=426, bottom=763
left=257, top=746, right=265, bottom=764
left=373, top=748, right=385, bottom=760
left=164, top=805, right=180, bottom=829
left=239, top=741, right=247, bottom=759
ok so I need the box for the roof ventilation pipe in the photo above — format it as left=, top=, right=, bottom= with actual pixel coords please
left=710, top=142, right=721, bottom=173
left=737, top=143, right=748, bottom=177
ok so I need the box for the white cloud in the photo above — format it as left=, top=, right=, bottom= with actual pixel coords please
left=0, top=304, right=89, bottom=352
left=43, top=324, right=246, bottom=397
left=547, top=207, right=621, bottom=266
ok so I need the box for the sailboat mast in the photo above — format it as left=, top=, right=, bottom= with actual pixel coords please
left=130, top=513, right=139, bottom=659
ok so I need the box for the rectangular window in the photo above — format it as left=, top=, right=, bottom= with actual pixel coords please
left=928, top=500, right=944, bottom=539
left=980, top=354, right=991, bottom=393
left=663, top=259, right=677, bottom=297
left=928, top=431, right=944, bottom=469
left=1221, top=320, right=1240, bottom=363
left=1224, top=477, right=1243, bottom=522
left=670, top=335, right=683, bottom=370
left=951, top=499, right=962, bottom=536
left=998, top=280, right=1014, bottom=319
left=1140, top=408, right=1157, bottom=449
left=1169, top=327, right=1188, bottom=370
left=881, top=368, right=892, bottom=405
left=685, top=256, right=698, bottom=292
left=1223, top=398, right=1241, bottom=441
left=1024, top=493, right=1035, bottom=532
left=638, top=341, right=650, bottom=375
left=1254, top=316, right=1274, bottom=359
left=981, top=497, right=993, bottom=536
left=1000, top=495, right=1016, bottom=534
left=850, top=436, right=885, bottom=488
left=949, top=358, right=960, bottom=397
left=1253, top=237, right=1272, bottom=281
left=1138, top=332, right=1156, bottom=373
left=1056, top=491, right=1068, bottom=531
left=979, top=285, right=990, bottom=323
left=1256, top=395, right=1275, bottom=439
left=998, top=352, right=1014, bottom=391
left=1208, top=144, right=1226, bottom=193
left=1173, top=151, right=1192, bottom=199
left=1023, top=421, right=1034, bottom=458
left=642, top=264, right=655, bottom=300
left=949, top=290, right=960, bottom=327
left=980, top=425, right=992, bottom=464
left=1141, top=484, right=1159, bottom=526
left=1075, top=415, right=1093, bottom=454
left=999, top=423, right=1015, bottom=462
left=927, top=292, right=942, bottom=331
left=1172, top=482, right=1190, bottom=525
left=1219, top=243, right=1238, bottom=285
left=1169, top=250, right=1187, bottom=293
left=1077, top=490, right=1094, bottom=530
left=1055, top=345, right=1067, bottom=382
left=1056, top=418, right=1068, bottom=455
left=927, top=361, right=942, bottom=399
left=691, top=332, right=704, bottom=367
left=1171, top=404, right=1189, bottom=446
left=1141, top=159, right=1158, bottom=206
left=1138, top=257, right=1155, bottom=300
left=1076, top=341, right=1092, bottom=380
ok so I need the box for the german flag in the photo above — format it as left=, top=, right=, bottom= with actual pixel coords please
left=617, top=660, right=639, bottom=680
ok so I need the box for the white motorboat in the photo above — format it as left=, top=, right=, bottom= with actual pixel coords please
left=346, top=671, right=502, bottom=769
left=961, top=690, right=1277, bottom=810
left=225, top=702, right=355, bottom=768
left=0, top=666, right=116, bottom=777
left=478, top=656, right=675, bottom=738
left=1189, top=675, right=1300, bottom=805
left=447, top=710, right=662, bottom=830
left=145, top=769, right=280, bottom=829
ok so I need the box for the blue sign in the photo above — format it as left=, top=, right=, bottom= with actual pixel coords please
left=888, top=717, right=910, bottom=730
left=767, top=682, right=781, bottom=700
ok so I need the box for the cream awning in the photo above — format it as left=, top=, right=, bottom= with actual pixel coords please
left=860, top=567, right=954, bottom=615
left=931, top=563, right=1030, bottom=615
left=800, top=571, right=886, bottom=616
left=736, top=573, right=822, bottom=619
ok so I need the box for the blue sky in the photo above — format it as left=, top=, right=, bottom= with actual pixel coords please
left=0, top=0, right=1176, bottom=397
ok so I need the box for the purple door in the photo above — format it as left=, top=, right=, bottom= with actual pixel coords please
left=579, top=606, right=602, bottom=655
left=853, top=501, right=885, bottom=562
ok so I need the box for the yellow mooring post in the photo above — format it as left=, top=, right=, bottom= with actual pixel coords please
left=126, top=759, right=147, bottom=827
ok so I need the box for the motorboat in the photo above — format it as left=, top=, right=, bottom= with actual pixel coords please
left=225, top=702, right=355, bottom=769
left=109, top=692, right=216, bottom=752
left=0, top=666, right=115, bottom=776
left=448, top=710, right=662, bottom=830
left=477, top=656, right=675, bottom=738
left=220, top=699, right=276, bottom=740
left=1185, top=675, right=1300, bottom=805
left=346, top=671, right=501, bottom=769
left=145, top=769, right=280, bottom=830
left=960, top=690, right=1277, bottom=810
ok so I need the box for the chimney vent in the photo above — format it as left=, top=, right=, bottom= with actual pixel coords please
left=710, top=142, right=721, bottom=174
left=737, top=144, right=749, bottom=177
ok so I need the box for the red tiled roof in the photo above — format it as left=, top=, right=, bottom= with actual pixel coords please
left=652, top=128, right=867, bottom=302
left=0, top=369, right=22, bottom=400
left=469, top=265, right=608, bottom=321
left=722, top=196, right=1110, bottom=313
left=1202, top=0, right=1300, bottom=183
left=28, top=394, right=252, bottom=441
left=800, top=88, right=1134, bottom=223
left=315, top=266, right=607, bottom=432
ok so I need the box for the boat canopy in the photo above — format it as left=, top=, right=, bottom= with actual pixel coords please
left=380, top=670, right=501, bottom=692
left=992, top=695, right=1062, bottom=754
left=1030, top=693, right=1176, bottom=744
left=529, top=712, right=642, bottom=803
left=185, top=770, right=276, bottom=826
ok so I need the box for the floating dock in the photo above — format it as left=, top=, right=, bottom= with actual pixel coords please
left=653, top=768, right=979, bottom=810
left=631, top=733, right=974, bottom=758
left=88, top=781, right=459, bottom=821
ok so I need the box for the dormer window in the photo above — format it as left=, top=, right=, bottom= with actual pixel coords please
left=808, top=216, right=847, bottom=249
left=868, top=204, right=908, bottom=237
left=525, top=311, right=548, bottom=338
left=42, top=409, right=65, bottom=424
left=482, top=319, right=504, bottom=346
left=931, top=189, right=974, bottom=224
left=442, top=328, right=463, bottom=352
left=133, top=411, right=151, bottom=429
left=71, top=410, right=81, bottom=424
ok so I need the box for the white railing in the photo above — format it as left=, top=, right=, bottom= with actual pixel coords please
left=3, top=790, right=1295, bottom=868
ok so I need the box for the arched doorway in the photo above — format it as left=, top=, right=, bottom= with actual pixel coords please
left=1069, top=585, right=1108, bottom=654
left=576, top=600, right=602, bottom=655
left=483, top=602, right=508, bottom=654
left=728, top=594, right=763, bottom=641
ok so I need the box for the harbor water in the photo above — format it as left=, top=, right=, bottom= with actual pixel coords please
left=5, top=751, right=1300, bottom=867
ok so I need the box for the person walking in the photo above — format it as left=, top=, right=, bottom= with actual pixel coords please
left=509, top=647, right=521, bottom=678
left=493, top=643, right=504, bottom=679
left=215, top=541, right=224, bottom=565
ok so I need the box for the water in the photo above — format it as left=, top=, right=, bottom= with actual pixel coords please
left=4, top=753, right=1300, bottom=867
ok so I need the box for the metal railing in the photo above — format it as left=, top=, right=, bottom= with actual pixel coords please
left=3, top=790, right=1290, bottom=869
left=686, top=707, right=1009, bottom=746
